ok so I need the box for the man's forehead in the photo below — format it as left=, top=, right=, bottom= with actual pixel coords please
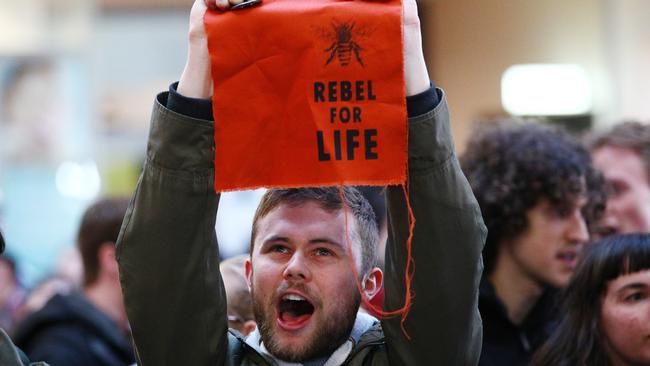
left=260, top=200, right=346, bottom=222
left=252, top=201, right=361, bottom=249
left=535, top=194, right=587, bottom=210
left=594, top=146, right=643, bottom=167
left=256, top=201, right=343, bottom=231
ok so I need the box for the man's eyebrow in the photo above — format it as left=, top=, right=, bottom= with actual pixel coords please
left=308, top=238, right=344, bottom=249
left=261, top=235, right=289, bottom=245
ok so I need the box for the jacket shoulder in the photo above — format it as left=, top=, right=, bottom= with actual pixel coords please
left=225, top=330, right=274, bottom=366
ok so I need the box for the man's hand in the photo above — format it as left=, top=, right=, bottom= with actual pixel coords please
left=177, top=0, right=210, bottom=99
left=178, top=0, right=430, bottom=99
left=403, top=0, right=430, bottom=96
left=178, top=0, right=250, bottom=98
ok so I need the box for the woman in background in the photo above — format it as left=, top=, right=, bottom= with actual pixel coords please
left=533, top=233, right=650, bottom=366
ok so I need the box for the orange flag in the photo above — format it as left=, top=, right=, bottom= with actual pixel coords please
left=205, top=0, right=406, bottom=192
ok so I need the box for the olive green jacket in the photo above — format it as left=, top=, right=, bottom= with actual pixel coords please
left=116, top=89, right=485, bottom=366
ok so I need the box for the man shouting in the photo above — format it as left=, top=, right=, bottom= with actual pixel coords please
left=116, top=0, right=485, bottom=365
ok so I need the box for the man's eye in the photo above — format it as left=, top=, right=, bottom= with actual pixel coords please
left=316, top=248, right=332, bottom=256
left=609, top=181, right=628, bottom=197
left=546, top=206, right=569, bottom=219
left=271, top=245, right=289, bottom=254
left=554, top=208, right=570, bottom=218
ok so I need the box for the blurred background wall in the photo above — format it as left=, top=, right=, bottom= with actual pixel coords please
left=423, top=0, right=649, bottom=149
left=0, top=0, right=648, bottom=286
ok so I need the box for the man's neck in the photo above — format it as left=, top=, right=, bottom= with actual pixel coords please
left=489, top=256, right=544, bottom=326
left=84, top=279, right=127, bottom=332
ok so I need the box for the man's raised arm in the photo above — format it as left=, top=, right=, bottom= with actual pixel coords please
left=116, top=1, right=232, bottom=365
left=382, top=0, right=485, bottom=364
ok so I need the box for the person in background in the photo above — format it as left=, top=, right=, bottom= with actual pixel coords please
left=356, top=186, right=388, bottom=269
left=0, top=231, right=48, bottom=366
left=13, top=247, right=83, bottom=327
left=220, top=255, right=256, bottom=336
left=588, top=122, right=650, bottom=237
left=14, top=275, right=78, bottom=325
left=461, top=123, right=605, bottom=366
left=12, top=198, right=135, bottom=366
left=0, top=254, right=27, bottom=332
left=533, top=233, right=650, bottom=366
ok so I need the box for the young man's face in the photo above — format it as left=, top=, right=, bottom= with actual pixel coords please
left=246, top=201, right=380, bottom=362
left=505, top=198, right=589, bottom=289
left=592, top=146, right=650, bottom=235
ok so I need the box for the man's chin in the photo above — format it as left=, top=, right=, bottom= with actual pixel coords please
left=267, top=341, right=319, bottom=363
left=264, top=324, right=334, bottom=362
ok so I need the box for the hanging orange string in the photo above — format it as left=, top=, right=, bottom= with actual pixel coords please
left=338, top=183, right=415, bottom=339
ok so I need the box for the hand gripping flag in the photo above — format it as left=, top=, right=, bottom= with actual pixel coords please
left=205, top=0, right=415, bottom=336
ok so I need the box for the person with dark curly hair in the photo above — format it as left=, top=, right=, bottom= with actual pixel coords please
left=588, top=121, right=650, bottom=237
left=461, top=122, right=606, bottom=366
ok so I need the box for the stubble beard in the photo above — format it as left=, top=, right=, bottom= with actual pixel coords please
left=251, top=282, right=361, bottom=363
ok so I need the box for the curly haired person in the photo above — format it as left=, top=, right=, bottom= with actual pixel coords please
left=461, top=123, right=605, bottom=366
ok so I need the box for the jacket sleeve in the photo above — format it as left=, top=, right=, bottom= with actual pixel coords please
left=382, top=89, right=486, bottom=365
left=116, top=92, right=228, bottom=366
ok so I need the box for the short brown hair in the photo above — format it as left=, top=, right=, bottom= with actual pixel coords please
left=78, top=197, right=129, bottom=287
left=587, top=121, right=650, bottom=182
left=250, top=187, right=378, bottom=275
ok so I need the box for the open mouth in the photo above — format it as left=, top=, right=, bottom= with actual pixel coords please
left=277, top=293, right=315, bottom=330
left=557, top=251, right=578, bottom=266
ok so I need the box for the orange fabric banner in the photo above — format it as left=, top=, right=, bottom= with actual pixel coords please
left=206, top=0, right=405, bottom=192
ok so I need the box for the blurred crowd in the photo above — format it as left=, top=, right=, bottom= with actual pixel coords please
left=1, top=117, right=649, bottom=365
left=1, top=1, right=650, bottom=364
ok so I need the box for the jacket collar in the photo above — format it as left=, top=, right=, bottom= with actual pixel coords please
left=479, top=277, right=558, bottom=331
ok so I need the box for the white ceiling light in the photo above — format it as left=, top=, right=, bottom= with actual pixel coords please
left=56, top=161, right=101, bottom=200
left=501, top=64, right=592, bottom=116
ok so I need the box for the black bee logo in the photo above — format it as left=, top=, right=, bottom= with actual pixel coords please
left=313, top=20, right=373, bottom=67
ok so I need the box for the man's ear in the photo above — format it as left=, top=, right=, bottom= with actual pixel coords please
left=362, top=267, right=383, bottom=301
left=245, top=257, right=253, bottom=289
left=242, top=320, right=257, bottom=337
left=99, top=242, right=118, bottom=277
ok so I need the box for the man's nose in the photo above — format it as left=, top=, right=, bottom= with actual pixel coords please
left=567, top=210, right=589, bottom=244
left=283, top=252, right=312, bottom=282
